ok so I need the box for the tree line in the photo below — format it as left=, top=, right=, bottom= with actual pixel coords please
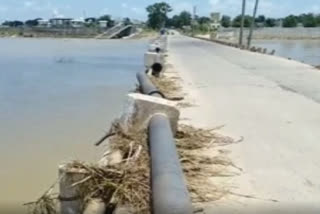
left=145, top=2, right=320, bottom=29
left=221, top=13, right=320, bottom=28
left=1, top=15, right=132, bottom=28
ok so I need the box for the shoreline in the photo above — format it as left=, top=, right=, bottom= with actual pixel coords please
left=0, top=28, right=158, bottom=40
left=196, top=33, right=320, bottom=41
left=194, top=35, right=320, bottom=69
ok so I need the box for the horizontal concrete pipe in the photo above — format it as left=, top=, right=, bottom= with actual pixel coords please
left=136, top=72, right=164, bottom=98
left=137, top=67, right=192, bottom=214
left=149, top=114, right=193, bottom=214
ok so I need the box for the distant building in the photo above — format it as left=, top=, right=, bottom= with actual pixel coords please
left=85, top=18, right=96, bottom=24
left=98, top=20, right=108, bottom=28
left=256, top=22, right=265, bottom=28
left=210, top=12, right=221, bottom=30
left=49, top=18, right=72, bottom=27
left=71, top=19, right=85, bottom=28
left=38, top=19, right=50, bottom=27
left=275, top=19, right=283, bottom=27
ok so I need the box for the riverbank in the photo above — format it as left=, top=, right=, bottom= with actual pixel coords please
left=0, top=27, right=157, bottom=39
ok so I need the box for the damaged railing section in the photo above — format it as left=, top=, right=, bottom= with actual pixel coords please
left=58, top=35, right=192, bottom=214
left=149, top=114, right=193, bottom=214
left=138, top=36, right=193, bottom=214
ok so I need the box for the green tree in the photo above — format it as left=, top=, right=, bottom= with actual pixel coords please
left=167, top=15, right=179, bottom=28
left=232, top=15, right=252, bottom=27
left=123, top=17, right=132, bottom=26
left=98, top=15, right=115, bottom=27
left=25, top=18, right=41, bottom=27
left=197, top=16, right=211, bottom=25
left=2, top=20, right=24, bottom=27
left=302, top=13, right=317, bottom=27
left=221, top=15, right=231, bottom=28
left=265, top=18, right=276, bottom=27
left=316, top=15, right=320, bottom=26
left=146, top=2, right=172, bottom=29
left=177, top=11, right=192, bottom=27
left=282, top=15, right=298, bottom=27
left=167, top=11, right=192, bottom=29
left=255, top=15, right=265, bottom=23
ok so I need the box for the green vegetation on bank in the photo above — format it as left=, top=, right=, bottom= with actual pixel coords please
left=144, top=2, right=320, bottom=30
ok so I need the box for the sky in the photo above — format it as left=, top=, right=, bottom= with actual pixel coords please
left=0, top=0, right=319, bottom=22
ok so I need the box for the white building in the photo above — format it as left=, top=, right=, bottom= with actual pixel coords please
left=38, top=19, right=50, bottom=27
left=49, top=18, right=72, bottom=27
left=71, top=19, right=85, bottom=28
left=98, top=20, right=108, bottom=28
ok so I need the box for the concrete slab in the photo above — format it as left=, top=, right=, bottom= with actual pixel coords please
left=119, top=93, right=180, bottom=134
left=144, top=51, right=164, bottom=68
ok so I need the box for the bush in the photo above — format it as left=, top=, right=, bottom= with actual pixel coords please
left=302, top=14, right=317, bottom=27
left=282, top=15, right=298, bottom=28
left=221, top=15, right=231, bottom=28
left=232, top=15, right=252, bottom=28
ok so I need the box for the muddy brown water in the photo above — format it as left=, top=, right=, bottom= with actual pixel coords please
left=0, top=38, right=148, bottom=208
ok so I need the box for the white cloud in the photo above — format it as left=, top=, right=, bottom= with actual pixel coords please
left=52, top=8, right=64, bottom=18
left=121, top=3, right=128, bottom=8
left=24, top=1, right=35, bottom=8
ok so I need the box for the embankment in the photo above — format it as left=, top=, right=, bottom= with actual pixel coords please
left=0, top=27, right=153, bottom=39
left=217, top=27, right=320, bottom=40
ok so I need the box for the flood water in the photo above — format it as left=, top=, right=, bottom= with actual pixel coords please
left=0, top=38, right=147, bottom=207
left=253, top=40, right=320, bottom=66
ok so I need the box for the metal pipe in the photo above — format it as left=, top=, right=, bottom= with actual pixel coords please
left=136, top=72, right=164, bottom=98
left=149, top=114, right=193, bottom=214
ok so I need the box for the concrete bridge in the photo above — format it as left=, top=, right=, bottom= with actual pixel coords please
left=95, top=24, right=135, bottom=39
left=168, top=34, right=320, bottom=213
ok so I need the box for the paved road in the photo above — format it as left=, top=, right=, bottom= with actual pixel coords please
left=168, top=35, right=320, bottom=213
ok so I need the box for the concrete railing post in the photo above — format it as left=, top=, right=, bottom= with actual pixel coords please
left=59, top=165, right=86, bottom=214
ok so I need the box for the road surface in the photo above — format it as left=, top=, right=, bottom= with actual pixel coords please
left=168, top=35, right=320, bottom=213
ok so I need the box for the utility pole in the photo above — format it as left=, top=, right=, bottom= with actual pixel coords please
left=239, top=0, right=246, bottom=46
left=163, top=6, right=167, bottom=29
left=192, top=6, right=197, bottom=36
left=247, top=0, right=259, bottom=47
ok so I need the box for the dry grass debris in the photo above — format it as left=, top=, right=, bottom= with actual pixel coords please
left=26, top=122, right=151, bottom=214
left=150, top=73, right=195, bottom=108
left=177, top=125, right=242, bottom=203
left=25, top=122, right=240, bottom=214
